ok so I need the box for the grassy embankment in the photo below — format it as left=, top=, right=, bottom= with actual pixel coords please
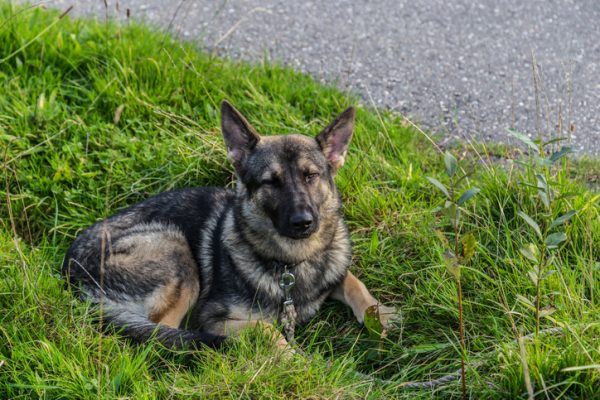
left=1, top=4, right=599, bottom=398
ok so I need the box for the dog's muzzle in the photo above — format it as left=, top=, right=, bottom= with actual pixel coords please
left=286, top=210, right=318, bottom=239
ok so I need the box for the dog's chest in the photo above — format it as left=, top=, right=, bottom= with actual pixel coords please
left=261, top=259, right=347, bottom=323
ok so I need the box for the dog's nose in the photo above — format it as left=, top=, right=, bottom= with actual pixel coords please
left=289, top=211, right=313, bottom=231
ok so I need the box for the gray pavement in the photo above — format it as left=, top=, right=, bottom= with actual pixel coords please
left=29, top=1, right=600, bottom=155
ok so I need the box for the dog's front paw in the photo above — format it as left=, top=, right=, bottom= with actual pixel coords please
left=362, top=304, right=398, bottom=336
left=377, top=304, right=397, bottom=329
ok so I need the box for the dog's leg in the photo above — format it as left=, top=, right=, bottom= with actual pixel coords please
left=330, top=271, right=395, bottom=327
left=148, top=281, right=199, bottom=329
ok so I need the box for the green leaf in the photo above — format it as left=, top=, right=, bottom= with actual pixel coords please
left=426, top=177, right=450, bottom=199
left=457, top=188, right=480, bottom=206
left=545, top=232, right=567, bottom=248
left=363, top=305, right=384, bottom=340
left=550, top=210, right=577, bottom=229
left=517, top=211, right=542, bottom=240
left=536, top=175, right=551, bottom=209
left=538, top=190, right=550, bottom=209
left=444, top=152, right=457, bottom=178
left=461, top=232, right=477, bottom=261
left=442, top=250, right=460, bottom=280
left=539, top=306, right=557, bottom=318
left=550, top=146, right=574, bottom=163
left=543, top=137, right=568, bottom=146
left=516, top=294, right=535, bottom=309
left=520, top=243, right=539, bottom=263
left=527, top=269, right=538, bottom=285
left=536, top=174, right=548, bottom=192
left=506, top=128, right=538, bottom=150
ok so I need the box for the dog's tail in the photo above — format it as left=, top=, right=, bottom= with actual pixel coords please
left=101, top=308, right=226, bottom=350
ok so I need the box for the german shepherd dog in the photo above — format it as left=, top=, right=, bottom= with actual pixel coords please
left=63, top=101, right=393, bottom=349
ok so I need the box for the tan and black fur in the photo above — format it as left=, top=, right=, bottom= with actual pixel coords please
left=63, top=101, right=393, bottom=349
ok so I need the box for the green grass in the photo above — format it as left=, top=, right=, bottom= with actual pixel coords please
left=1, top=3, right=599, bottom=399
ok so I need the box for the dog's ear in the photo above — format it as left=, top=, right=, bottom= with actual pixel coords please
left=221, top=100, right=260, bottom=171
left=316, top=107, right=355, bottom=172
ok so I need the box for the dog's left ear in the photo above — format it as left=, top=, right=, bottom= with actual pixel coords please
left=316, top=107, right=355, bottom=172
left=221, top=100, right=261, bottom=172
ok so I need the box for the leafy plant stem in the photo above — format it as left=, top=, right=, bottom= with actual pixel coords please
left=451, top=177, right=467, bottom=400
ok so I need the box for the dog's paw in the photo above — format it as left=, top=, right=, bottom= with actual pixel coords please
left=274, top=338, right=309, bottom=361
left=362, top=304, right=398, bottom=336
left=377, top=304, right=398, bottom=330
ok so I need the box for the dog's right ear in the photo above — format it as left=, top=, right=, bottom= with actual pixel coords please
left=221, top=101, right=260, bottom=171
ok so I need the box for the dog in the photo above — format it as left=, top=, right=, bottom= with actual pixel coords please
left=63, top=101, right=394, bottom=350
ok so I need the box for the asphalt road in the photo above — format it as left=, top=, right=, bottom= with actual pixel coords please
left=28, top=0, right=600, bottom=155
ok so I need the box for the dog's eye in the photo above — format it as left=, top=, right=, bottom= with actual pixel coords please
left=261, top=177, right=279, bottom=186
left=305, top=173, right=319, bottom=183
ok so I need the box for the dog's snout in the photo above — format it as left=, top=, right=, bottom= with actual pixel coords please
left=290, top=211, right=314, bottom=231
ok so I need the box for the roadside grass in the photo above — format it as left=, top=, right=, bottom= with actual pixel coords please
left=1, top=3, right=598, bottom=399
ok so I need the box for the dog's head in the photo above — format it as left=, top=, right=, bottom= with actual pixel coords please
left=221, top=101, right=354, bottom=241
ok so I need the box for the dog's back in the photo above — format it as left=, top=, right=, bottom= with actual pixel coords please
left=63, top=188, right=233, bottom=348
